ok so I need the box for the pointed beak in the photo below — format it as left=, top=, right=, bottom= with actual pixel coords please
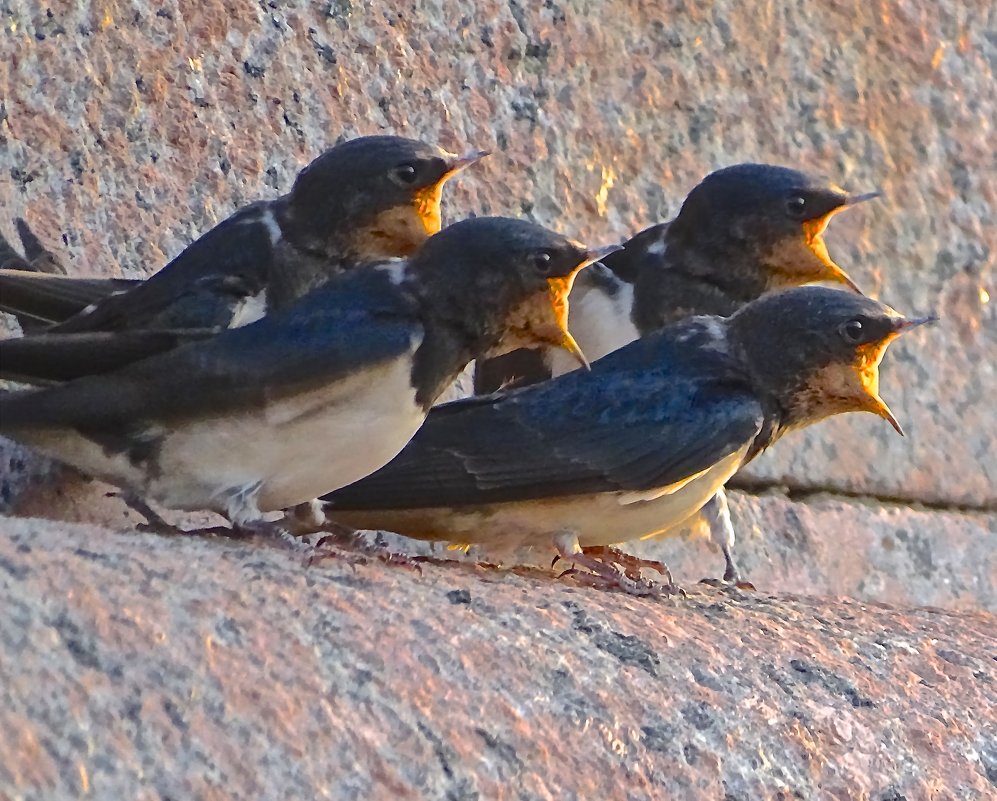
left=862, top=313, right=937, bottom=436
left=868, top=395, right=905, bottom=437
left=844, top=190, right=882, bottom=207
left=800, top=215, right=864, bottom=295
left=581, top=243, right=624, bottom=266
left=794, top=190, right=881, bottom=295
left=892, top=313, right=938, bottom=332
left=444, top=149, right=491, bottom=178
left=822, top=259, right=864, bottom=294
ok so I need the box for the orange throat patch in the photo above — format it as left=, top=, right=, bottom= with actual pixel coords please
left=766, top=211, right=859, bottom=292
left=788, top=332, right=901, bottom=431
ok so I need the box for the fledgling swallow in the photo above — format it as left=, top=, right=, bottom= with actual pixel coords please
left=320, top=286, right=933, bottom=594
left=0, top=217, right=607, bottom=534
left=0, top=136, right=487, bottom=342
left=474, top=163, right=879, bottom=393
left=470, top=163, right=880, bottom=583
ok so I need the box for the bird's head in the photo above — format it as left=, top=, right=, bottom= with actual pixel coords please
left=411, top=217, right=619, bottom=368
left=672, top=163, right=878, bottom=294
left=730, top=285, right=935, bottom=434
left=288, top=135, right=488, bottom=259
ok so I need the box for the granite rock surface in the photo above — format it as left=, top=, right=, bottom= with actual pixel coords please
left=0, top=518, right=995, bottom=801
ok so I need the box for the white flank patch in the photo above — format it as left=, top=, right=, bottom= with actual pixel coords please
left=257, top=206, right=283, bottom=245
left=548, top=277, right=639, bottom=377
left=645, top=229, right=668, bottom=256
left=229, top=289, right=268, bottom=328
left=149, top=332, right=427, bottom=513
left=374, top=258, right=410, bottom=285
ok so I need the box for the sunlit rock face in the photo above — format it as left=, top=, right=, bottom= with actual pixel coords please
left=1, top=519, right=995, bottom=799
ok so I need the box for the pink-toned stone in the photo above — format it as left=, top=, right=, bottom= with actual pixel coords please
left=633, top=490, right=997, bottom=612
left=0, top=518, right=994, bottom=800
left=0, top=0, right=993, bottom=507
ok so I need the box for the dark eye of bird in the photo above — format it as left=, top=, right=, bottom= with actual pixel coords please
left=393, top=164, right=419, bottom=184
left=786, top=195, right=807, bottom=218
left=839, top=318, right=865, bottom=344
left=531, top=251, right=553, bottom=274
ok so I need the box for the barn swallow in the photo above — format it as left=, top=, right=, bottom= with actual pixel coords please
left=0, top=136, right=487, bottom=341
left=0, top=217, right=607, bottom=533
left=470, top=164, right=879, bottom=583
left=321, top=286, right=933, bottom=593
left=474, top=163, right=879, bottom=393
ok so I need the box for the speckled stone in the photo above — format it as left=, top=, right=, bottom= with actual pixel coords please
left=634, top=490, right=997, bottom=612
left=0, top=518, right=995, bottom=800
left=5, top=468, right=996, bottom=614
left=0, top=0, right=993, bottom=508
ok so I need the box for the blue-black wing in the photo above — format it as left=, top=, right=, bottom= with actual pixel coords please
left=0, top=268, right=419, bottom=430
left=325, top=326, right=765, bottom=508
left=51, top=201, right=277, bottom=333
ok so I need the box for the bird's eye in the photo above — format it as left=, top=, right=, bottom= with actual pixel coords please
left=392, top=164, right=419, bottom=184
left=839, top=319, right=865, bottom=343
left=532, top=251, right=554, bottom=274
left=786, top=195, right=807, bottom=217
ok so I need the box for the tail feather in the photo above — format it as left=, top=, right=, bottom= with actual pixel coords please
left=0, top=327, right=217, bottom=384
left=0, top=270, right=136, bottom=329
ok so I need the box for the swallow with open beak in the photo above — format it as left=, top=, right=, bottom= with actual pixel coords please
left=475, top=163, right=879, bottom=393
left=0, top=217, right=605, bottom=533
left=0, top=135, right=488, bottom=348
left=471, top=163, right=880, bottom=583
left=321, top=286, right=933, bottom=594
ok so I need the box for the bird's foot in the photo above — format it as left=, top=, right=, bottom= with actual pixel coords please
left=582, top=546, right=674, bottom=584
left=554, top=546, right=683, bottom=597
left=698, top=569, right=756, bottom=592
left=698, top=577, right=756, bottom=592
left=206, top=519, right=300, bottom=550
left=303, top=527, right=422, bottom=573
left=112, top=492, right=178, bottom=534
left=698, top=547, right=755, bottom=591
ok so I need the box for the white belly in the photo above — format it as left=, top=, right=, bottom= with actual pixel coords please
left=549, top=278, right=638, bottom=377
left=147, top=352, right=425, bottom=515
left=330, top=447, right=747, bottom=553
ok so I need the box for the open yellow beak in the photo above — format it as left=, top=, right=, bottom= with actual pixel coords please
left=858, top=313, right=936, bottom=436
left=546, top=243, right=623, bottom=370
left=801, top=190, right=881, bottom=295
left=412, top=150, right=492, bottom=236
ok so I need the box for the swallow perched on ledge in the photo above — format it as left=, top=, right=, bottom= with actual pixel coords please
left=0, top=135, right=487, bottom=340
left=474, top=163, right=879, bottom=393
left=321, top=286, right=933, bottom=593
left=0, top=217, right=606, bottom=533
left=470, top=164, right=880, bottom=583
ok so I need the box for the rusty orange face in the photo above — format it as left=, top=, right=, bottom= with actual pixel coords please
left=353, top=150, right=490, bottom=259
left=491, top=243, right=622, bottom=368
left=790, top=312, right=934, bottom=435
